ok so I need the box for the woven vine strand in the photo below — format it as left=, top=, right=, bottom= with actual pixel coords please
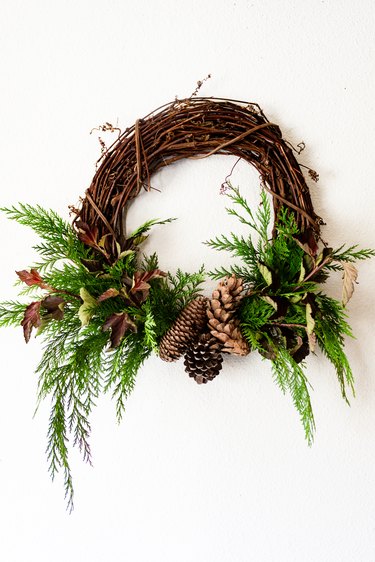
left=75, top=97, right=322, bottom=258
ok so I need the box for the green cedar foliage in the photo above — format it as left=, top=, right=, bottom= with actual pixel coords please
left=1, top=204, right=91, bottom=270
left=1, top=191, right=374, bottom=507
left=0, top=301, right=28, bottom=327
left=145, top=264, right=205, bottom=338
left=0, top=204, right=201, bottom=511
left=207, top=185, right=374, bottom=445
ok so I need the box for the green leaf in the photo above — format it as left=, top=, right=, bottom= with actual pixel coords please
left=271, top=346, right=315, bottom=446
left=118, top=249, right=134, bottom=260
left=314, top=294, right=354, bottom=402
left=98, top=233, right=111, bottom=249
left=261, top=295, right=277, bottom=310
left=1, top=204, right=91, bottom=269
left=298, top=262, right=306, bottom=283
left=258, top=262, right=273, bottom=286
left=131, top=235, right=149, bottom=247
left=305, top=303, right=315, bottom=335
left=78, top=288, right=97, bottom=326
left=142, top=300, right=158, bottom=352
left=332, top=245, right=375, bottom=263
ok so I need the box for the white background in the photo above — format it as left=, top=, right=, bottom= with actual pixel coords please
left=1, top=1, right=375, bottom=561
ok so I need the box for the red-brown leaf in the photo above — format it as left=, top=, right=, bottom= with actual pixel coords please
left=294, top=228, right=319, bottom=258
left=41, top=295, right=65, bottom=320
left=21, top=301, right=42, bottom=343
left=75, top=220, right=99, bottom=249
left=16, top=269, right=50, bottom=290
left=97, top=288, right=120, bottom=302
left=80, top=258, right=103, bottom=272
left=102, top=312, right=137, bottom=348
left=130, top=269, right=166, bottom=302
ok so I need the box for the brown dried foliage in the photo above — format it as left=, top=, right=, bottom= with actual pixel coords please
left=75, top=97, right=322, bottom=259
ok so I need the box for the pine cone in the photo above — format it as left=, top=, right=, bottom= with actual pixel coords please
left=159, top=297, right=208, bottom=362
left=207, top=275, right=250, bottom=356
left=184, top=333, right=223, bottom=384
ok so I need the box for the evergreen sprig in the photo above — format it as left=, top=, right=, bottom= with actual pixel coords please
left=205, top=187, right=272, bottom=285
left=331, top=244, right=375, bottom=263
left=0, top=203, right=201, bottom=510
left=0, top=301, right=28, bottom=327
left=271, top=347, right=315, bottom=445
left=146, top=264, right=205, bottom=338
left=0, top=189, right=373, bottom=509
left=1, top=204, right=90, bottom=270
left=208, top=186, right=373, bottom=444
left=314, top=294, right=354, bottom=402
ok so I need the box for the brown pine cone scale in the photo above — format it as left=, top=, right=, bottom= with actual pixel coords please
left=184, top=333, right=223, bottom=384
left=207, top=274, right=250, bottom=357
left=159, top=297, right=208, bottom=362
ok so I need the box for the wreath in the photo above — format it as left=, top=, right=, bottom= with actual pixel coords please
left=1, top=95, right=373, bottom=510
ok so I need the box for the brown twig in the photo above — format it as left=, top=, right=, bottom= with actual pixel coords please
left=73, top=97, right=322, bottom=258
left=266, top=322, right=306, bottom=330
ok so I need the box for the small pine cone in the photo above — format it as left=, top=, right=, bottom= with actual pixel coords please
left=184, top=333, right=223, bottom=384
left=159, top=297, right=208, bottom=362
left=209, top=319, right=250, bottom=356
left=207, top=274, right=250, bottom=356
left=210, top=274, right=244, bottom=320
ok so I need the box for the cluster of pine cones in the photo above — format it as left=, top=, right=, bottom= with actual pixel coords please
left=159, top=275, right=250, bottom=384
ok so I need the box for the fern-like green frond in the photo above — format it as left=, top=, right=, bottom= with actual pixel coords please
left=0, top=301, right=27, bottom=327
left=314, top=294, right=354, bottom=403
left=207, top=264, right=258, bottom=283
left=141, top=252, right=159, bottom=272
left=256, top=190, right=272, bottom=251
left=104, top=333, right=150, bottom=422
left=1, top=204, right=90, bottom=269
left=205, top=232, right=258, bottom=268
left=331, top=244, right=375, bottom=263
left=271, top=346, right=315, bottom=445
left=127, top=217, right=176, bottom=239
left=240, top=295, right=275, bottom=329
left=142, top=300, right=158, bottom=352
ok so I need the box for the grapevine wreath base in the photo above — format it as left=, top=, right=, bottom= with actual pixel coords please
left=1, top=95, right=373, bottom=510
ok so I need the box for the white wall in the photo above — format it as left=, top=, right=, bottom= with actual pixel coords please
left=1, top=1, right=375, bottom=561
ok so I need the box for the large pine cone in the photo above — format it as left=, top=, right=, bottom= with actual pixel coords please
left=207, top=275, right=250, bottom=356
left=184, top=333, right=223, bottom=384
left=159, top=297, right=208, bottom=362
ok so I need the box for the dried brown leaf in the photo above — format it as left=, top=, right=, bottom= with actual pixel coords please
left=308, top=332, right=317, bottom=353
left=342, top=262, right=358, bottom=306
left=305, top=303, right=315, bottom=335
